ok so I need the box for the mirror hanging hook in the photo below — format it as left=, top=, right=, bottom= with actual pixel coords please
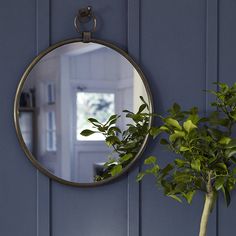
left=74, top=6, right=97, bottom=42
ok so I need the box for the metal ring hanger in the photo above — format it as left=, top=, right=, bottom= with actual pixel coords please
left=74, top=6, right=97, bottom=34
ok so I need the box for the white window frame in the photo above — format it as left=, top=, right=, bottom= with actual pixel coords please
left=71, top=80, right=119, bottom=146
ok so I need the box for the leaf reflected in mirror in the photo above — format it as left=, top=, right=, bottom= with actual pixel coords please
left=80, top=96, right=152, bottom=181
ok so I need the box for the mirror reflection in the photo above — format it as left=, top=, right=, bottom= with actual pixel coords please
left=17, top=42, right=151, bottom=184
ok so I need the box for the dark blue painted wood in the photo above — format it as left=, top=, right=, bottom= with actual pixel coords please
left=36, top=1, right=51, bottom=236
left=50, top=0, right=127, bottom=50
left=128, top=0, right=140, bottom=61
left=206, top=0, right=219, bottom=109
left=49, top=1, right=128, bottom=236
left=205, top=0, right=219, bottom=235
left=37, top=173, right=50, bottom=236
left=0, top=1, right=37, bottom=236
left=200, top=0, right=220, bottom=235
left=218, top=0, right=236, bottom=235
left=51, top=180, right=127, bottom=236
left=1, top=1, right=236, bottom=235
left=140, top=0, right=216, bottom=235
left=127, top=1, right=141, bottom=236
left=36, top=0, right=51, bottom=52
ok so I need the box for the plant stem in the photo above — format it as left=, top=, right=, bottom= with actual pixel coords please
left=199, top=174, right=214, bottom=236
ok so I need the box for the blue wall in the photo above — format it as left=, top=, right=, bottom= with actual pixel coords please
left=0, top=0, right=235, bottom=235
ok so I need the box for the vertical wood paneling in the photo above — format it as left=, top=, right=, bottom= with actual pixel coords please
left=218, top=0, right=236, bottom=235
left=205, top=0, right=219, bottom=235
left=36, top=1, right=51, bottom=236
left=128, top=0, right=140, bottom=61
left=127, top=1, right=141, bottom=236
left=0, top=1, right=37, bottom=235
left=49, top=2, right=128, bottom=236
left=206, top=0, right=219, bottom=108
left=127, top=170, right=140, bottom=236
left=140, top=1, right=210, bottom=235
left=1, top=1, right=236, bottom=235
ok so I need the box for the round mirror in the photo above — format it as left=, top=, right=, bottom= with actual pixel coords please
left=14, top=39, right=153, bottom=186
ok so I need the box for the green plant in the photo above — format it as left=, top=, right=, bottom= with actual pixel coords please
left=137, top=83, right=236, bottom=236
left=80, top=96, right=152, bottom=181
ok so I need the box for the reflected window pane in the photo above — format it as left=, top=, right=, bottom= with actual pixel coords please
left=47, top=83, right=55, bottom=104
left=77, top=92, right=115, bottom=140
left=19, top=112, right=33, bottom=152
left=46, top=111, right=56, bottom=151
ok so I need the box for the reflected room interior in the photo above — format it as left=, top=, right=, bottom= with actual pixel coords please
left=19, top=42, right=149, bottom=183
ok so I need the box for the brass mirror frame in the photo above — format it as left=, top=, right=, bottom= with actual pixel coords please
left=14, top=38, right=154, bottom=187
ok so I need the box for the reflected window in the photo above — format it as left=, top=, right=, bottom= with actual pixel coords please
left=19, top=112, right=33, bottom=152
left=76, top=92, right=115, bottom=141
left=46, top=111, right=56, bottom=151
left=47, top=82, right=55, bottom=104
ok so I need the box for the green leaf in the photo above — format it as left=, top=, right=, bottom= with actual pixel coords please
left=230, top=111, right=236, bottom=120
left=231, top=156, right=236, bottom=164
left=98, top=126, right=106, bottom=132
left=160, top=180, right=172, bottom=194
left=191, top=159, right=201, bottom=172
left=226, top=139, right=236, bottom=148
left=159, top=126, right=170, bottom=132
left=174, top=172, right=192, bottom=183
left=219, top=82, right=229, bottom=91
left=219, top=137, right=231, bottom=145
left=165, top=118, right=182, bottom=130
left=127, top=114, right=143, bottom=123
left=138, top=104, right=147, bottom=113
left=167, top=194, right=182, bottom=203
left=232, top=167, right=236, bottom=175
left=183, top=190, right=196, bottom=204
left=104, top=158, right=117, bottom=168
left=188, top=114, right=200, bottom=125
left=183, top=120, right=197, bottom=133
left=161, top=164, right=174, bottom=177
left=175, top=159, right=187, bottom=167
left=209, top=156, right=218, bottom=164
left=222, top=186, right=231, bottom=207
left=123, top=109, right=133, bottom=113
left=225, top=148, right=236, bottom=158
left=228, top=97, right=236, bottom=106
left=144, top=156, right=156, bottom=165
left=173, top=103, right=181, bottom=113
left=80, top=129, right=96, bottom=136
left=107, top=114, right=119, bottom=122
left=160, top=139, right=169, bottom=145
left=145, top=165, right=160, bottom=175
left=119, top=153, right=133, bottom=163
left=104, top=114, right=120, bottom=126
left=210, top=191, right=217, bottom=213
left=87, top=118, right=101, bottom=126
left=215, top=177, right=225, bottom=191
left=149, top=127, right=161, bottom=138
left=109, top=118, right=119, bottom=126
left=169, top=131, right=185, bottom=142
left=180, top=146, right=190, bottom=152
left=110, top=165, right=123, bottom=176
left=140, top=96, right=148, bottom=106
left=107, top=126, right=121, bottom=135
left=105, top=136, right=121, bottom=146
left=136, top=172, right=145, bottom=182
left=216, top=163, right=228, bottom=171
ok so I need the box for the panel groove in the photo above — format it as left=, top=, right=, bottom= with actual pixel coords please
left=127, top=1, right=141, bottom=236
left=206, top=0, right=219, bottom=235
left=206, top=0, right=219, bottom=107
left=216, top=2, right=220, bottom=235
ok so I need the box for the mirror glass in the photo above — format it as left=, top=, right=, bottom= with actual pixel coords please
left=15, top=41, right=152, bottom=185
